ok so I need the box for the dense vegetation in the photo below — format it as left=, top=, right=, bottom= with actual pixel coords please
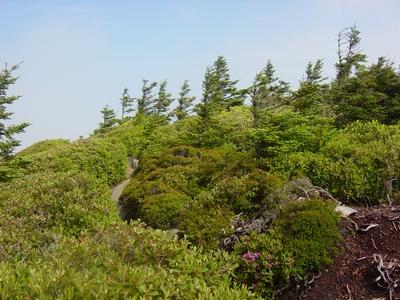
left=1, top=26, right=400, bottom=298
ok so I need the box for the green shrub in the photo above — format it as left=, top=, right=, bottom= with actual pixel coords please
left=273, top=198, right=341, bottom=273
left=233, top=198, right=341, bottom=298
left=233, top=230, right=298, bottom=298
left=271, top=121, right=400, bottom=205
left=17, top=139, right=71, bottom=156
left=22, top=137, right=127, bottom=185
left=0, top=170, right=119, bottom=260
left=0, top=223, right=256, bottom=299
left=179, top=201, right=234, bottom=250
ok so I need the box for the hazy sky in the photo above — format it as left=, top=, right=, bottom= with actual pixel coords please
left=1, top=0, right=399, bottom=150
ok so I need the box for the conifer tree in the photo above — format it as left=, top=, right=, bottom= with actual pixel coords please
left=136, top=79, right=157, bottom=116
left=120, top=87, right=134, bottom=119
left=0, top=63, right=30, bottom=160
left=195, top=56, right=247, bottom=120
left=250, top=60, right=290, bottom=128
left=173, top=79, right=196, bottom=120
left=153, top=79, right=174, bottom=118
left=335, top=24, right=367, bottom=83
left=93, top=105, right=118, bottom=134
left=292, top=59, right=329, bottom=115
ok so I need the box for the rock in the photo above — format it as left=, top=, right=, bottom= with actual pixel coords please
left=335, top=205, right=357, bottom=217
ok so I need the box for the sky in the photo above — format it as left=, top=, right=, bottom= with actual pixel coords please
left=1, top=0, right=399, bottom=151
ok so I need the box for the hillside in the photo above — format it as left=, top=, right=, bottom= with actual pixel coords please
left=1, top=26, right=400, bottom=298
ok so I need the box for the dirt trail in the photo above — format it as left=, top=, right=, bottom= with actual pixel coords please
left=111, top=162, right=135, bottom=201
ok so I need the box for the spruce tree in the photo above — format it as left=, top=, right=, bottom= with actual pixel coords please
left=120, top=87, right=134, bottom=119
left=154, top=79, right=174, bottom=118
left=173, top=79, right=195, bottom=120
left=250, top=60, right=290, bottom=128
left=335, top=24, right=367, bottom=83
left=292, top=59, right=329, bottom=115
left=0, top=63, right=30, bottom=160
left=93, top=105, right=118, bottom=134
left=195, top=56, right=247, bottom=120
left=136, top=79, right=157, bottom=116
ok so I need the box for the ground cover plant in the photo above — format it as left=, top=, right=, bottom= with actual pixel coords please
left=1, top=25, right=400, bottom=298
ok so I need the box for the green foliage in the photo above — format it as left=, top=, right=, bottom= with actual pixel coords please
left=119, top=146, right=225, bottom=231
left=93, top=105, right=119, bottom=135
left=233, top=198, right=340, bottom=298
left=247, top=111, right=335, bottom=158
left=273, top=198, right=341, bottom=272
left=332, top=57, right=400, bottom=126
left=0, top=62, right=30, bottom=181
left=0, top=221, right=255, bottom=299
left=22, top=137, right=127, bottom=185
left=179, top=201, right=234, bottom=250
left=272, top=121, right=400, bottom=205
left=233, top=230, right=298, bottom=298
left=16, top=139, right=71, bottom=156
left=0, top=170, right=120, bottom=261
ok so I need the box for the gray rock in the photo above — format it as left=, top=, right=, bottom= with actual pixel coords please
left=335, top=205, right=357, bottom=217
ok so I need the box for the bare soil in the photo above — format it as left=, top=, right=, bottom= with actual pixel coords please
left=283, top=204, right=400, bottom=300
left=111, top=163, right=134, bottom=201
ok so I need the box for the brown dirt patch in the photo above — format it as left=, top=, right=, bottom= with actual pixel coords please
left=283, top=204, right=400, bottom=300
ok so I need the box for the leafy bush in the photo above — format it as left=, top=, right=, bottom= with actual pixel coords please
left=22, top=137, right=127, bottom=185
left=233, top=198, right=340, bottom=298
left=0, top=170, right=120, bottom=261
left=271, top=121, right=400, bottom=205
left=273, top=198, right=341, bottom=273
left=233, top=230, right=298, bottom=298
left=17, top=139, right=71, bottom=156
left=0, top=223, right=256, bottom=299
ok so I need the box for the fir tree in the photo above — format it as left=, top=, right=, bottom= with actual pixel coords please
left=250, top=60, right=290, bottom=128
left=335, top=24, right=367, bottom=83
left=136, top=79, right=157, bottom=116
left=93, top=105, right=118, bottom=134
left=154, top=79, right=174, bottom=118
left=120, top=87, right=134, bottom=119
left=0, top=63, right=30, bottom=160
left=173, top=80, right=196, bottom=120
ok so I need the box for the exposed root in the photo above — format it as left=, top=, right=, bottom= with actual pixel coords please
left=373, top=254, right=400, bottom=300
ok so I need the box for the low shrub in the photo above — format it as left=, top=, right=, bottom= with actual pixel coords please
left=273, top=198, right=341, bottom=273
left=0, top=170, right=119, bottom=261
left=16, top=139, right=71, bottom=156
left=233, top=198, right=341, bottom=298
left=22, top=137, right=127, bottom=185
left=0, top=222, right=256, bottom=299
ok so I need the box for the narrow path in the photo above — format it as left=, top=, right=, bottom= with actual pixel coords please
left=111, top=162, right=135, bottom=201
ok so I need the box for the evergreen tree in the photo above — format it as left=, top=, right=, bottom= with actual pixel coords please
left=292, top=59, right=330, bottom=115
left=120, top=87, right=134, bottom=119
left=332, top=57, right=400, bottom=125
left=136, top=79, right=157, bottom=116
left=0, top=63, right=30, bottom=160
left=153, top=79, right=174, bottom=118
left=194, top=66, right=215, bottom=121
left=93, top=105, right=118, bottom=134
left=335, top=24, right=367, bottom=83
left=195, top=56, right=247, bottom=120
left=173, top=80, right=195, bottom=120
left=250, top=60, right=290, bottom=128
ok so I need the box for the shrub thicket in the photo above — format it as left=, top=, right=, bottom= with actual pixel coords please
left=21, top=137, right=127, bottom=185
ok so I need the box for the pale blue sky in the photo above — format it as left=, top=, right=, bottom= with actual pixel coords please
left=1, top=0, right=399, bottom=150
